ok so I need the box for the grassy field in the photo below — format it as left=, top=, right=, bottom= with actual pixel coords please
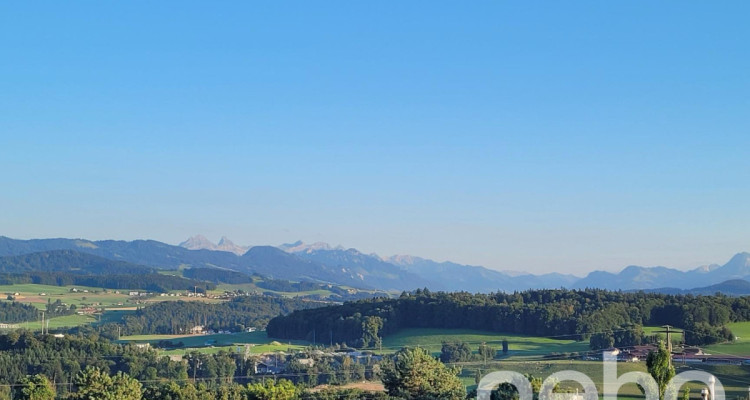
left=120, top=330, right=309, bottom=355
left=159, top=342, right=308, bottom=357
left=458, top=360, right=750, bottom=400
left=460, top=360, right=648, bottom=399
left=3, top=314, right=97, bottom=331
left=379, top=328, right=589, bottom=357
left=704, top=321, right=750, bottom=356
left=213, top=283, right=335, bottom=298
left=643, top=325, right=684, bottom=343
left=120, top=330, right=308, bottom=348
left=0, top=282, right=225, bottom=319
left=0, top=283, right=138, bottom=309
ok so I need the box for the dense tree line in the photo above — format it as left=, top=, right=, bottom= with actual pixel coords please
left=0, top=331, right=401, bottom=400
left=0, top=298, right=74, bottom=324
left=267, top=289, right=750, bottom=347
left=0, top=301, right=40, bottom=323
left=0, top=271, right=214, bottom=293
left=440, top=342, right=497, bottom=363
left=116, top=295, right=325, bottom=335
left=0, top=330, right=189, bottom=397
left=589, top=325, right=646, bottom=349
left=13, top=372, right=393, bottom=400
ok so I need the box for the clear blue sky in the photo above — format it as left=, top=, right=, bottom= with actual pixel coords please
left=2, top=2, right=749, bottom=274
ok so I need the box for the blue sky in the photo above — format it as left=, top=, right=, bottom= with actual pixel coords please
left=1, top=2, right=749, bottom=274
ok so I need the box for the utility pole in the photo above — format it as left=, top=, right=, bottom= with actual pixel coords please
left=654, top=325, right=682, bottom=367
left=41, top=311, right=45, bottom=335
left=193, top=358, right=201, bottom=383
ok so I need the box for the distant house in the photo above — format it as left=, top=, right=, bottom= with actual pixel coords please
left=246, top=327, right=257, bottom=333
left=297, top=358, right=315, bottom=367
left=77, top=307, right=97, bottom=315
left=254, top=362, right=272, bottom=374
left=129, top=291, right=139, bottom=296
left=190, top=325, right=204, bottom=334
left=682, top=347, right=704, bottom=356
left=343, top=350, right=382, bottom=364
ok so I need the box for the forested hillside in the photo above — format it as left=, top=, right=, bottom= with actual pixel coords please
left=0, top=301, right=43, bottom=323
left=0, top=250, right=155, bottom=275
left=0, top=271, right=213, bottom=293
left=267, top=289, right=743, bottom=347
left=116, top=295, right=325, bottom=335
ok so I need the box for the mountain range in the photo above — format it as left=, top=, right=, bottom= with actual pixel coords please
left=2, top=235, right=750, bottom=294
left=178, top=235, right=249, bottom=256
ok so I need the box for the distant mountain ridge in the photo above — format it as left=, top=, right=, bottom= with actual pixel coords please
left=572, top=252, right=750, bottom=290
left=385, top=253, right=579, bottom=292
left=3, top=235, right=750, bottom=294
left=278, top=241, right=434, bottom=290
left=179, top=235, right=249, bottom=255
left=277, top=241, right=750, bottom=293
left=635, top=279, right=750, bottom=296
left=0, top=236, right=421, bottom=291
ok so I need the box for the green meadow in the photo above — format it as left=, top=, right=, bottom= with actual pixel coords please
left=120, top=330, right=308, bottom=356
left=379, top=328, right=589, bottom=357
left=704, top=321, right=750, bottom=356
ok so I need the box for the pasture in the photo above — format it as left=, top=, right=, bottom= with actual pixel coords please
left=379, top=328, right=589, bottom=357
left=704, top=321, right=750, bottom=356
left=461, top=360, right=750, bottom=400
left=643, top=325, right=684, bottom=343
left=120, top=330, right=308, bottom=355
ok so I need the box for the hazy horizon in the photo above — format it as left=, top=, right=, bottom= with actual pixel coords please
left=3, top=2, right=750, bottom=275
left=1, top=232, right=744, bottom=276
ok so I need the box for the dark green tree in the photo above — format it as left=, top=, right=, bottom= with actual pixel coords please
left=381, top=347, right=465, bottom=400
left=646, top=341, right=675, bottom=400
left=246, top=379, right=299, bottom=400
left=15, top=374, right=56, bottom=400
left=71, top=366, right=142, bottom=400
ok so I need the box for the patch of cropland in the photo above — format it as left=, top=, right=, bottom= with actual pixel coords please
left=268, top=289, right=746, bottom=348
